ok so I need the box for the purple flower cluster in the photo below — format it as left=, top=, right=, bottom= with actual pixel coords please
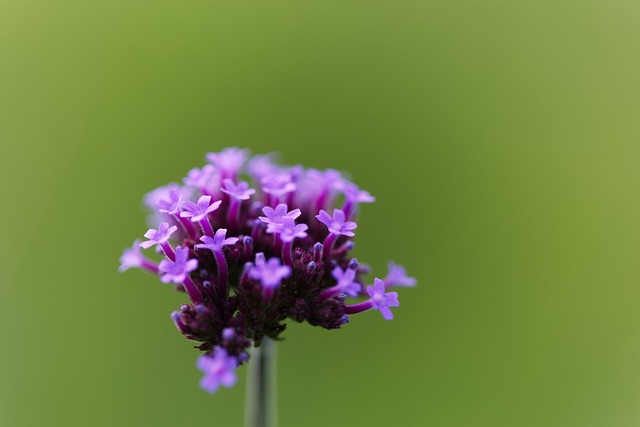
left=120, top=148, right=416, bottom=393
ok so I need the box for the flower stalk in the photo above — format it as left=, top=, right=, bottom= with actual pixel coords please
left=244, top=338, right=277, bottom=427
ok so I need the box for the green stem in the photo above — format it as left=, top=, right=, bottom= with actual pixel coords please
left=244, top=338, right=277, bottom=427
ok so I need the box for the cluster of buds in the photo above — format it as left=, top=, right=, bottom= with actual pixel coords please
left=120, top=148, right=416, bottom=393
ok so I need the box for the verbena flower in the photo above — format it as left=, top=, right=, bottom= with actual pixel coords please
left=120, top=148, right=416, bottom=393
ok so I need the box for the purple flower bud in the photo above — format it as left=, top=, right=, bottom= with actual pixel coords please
left=220, top=179, right=256, bottom=201
left=249, top=253, right=291, bottom=289
left=180, top=195, right=222, bottom=222
left=313, top=242, right=324, bottom=262
left=222, top=328, right=236, bottom=340
left=315, top=209, right=357, bottom=237
left=140, top=223, right=177, bottom=249
left=383, top=261, right=417, bottom=288
left=197, top=348, right=238, bottom=394
left=158, top=247, right=198, bottom=284
left=367, top=278, right=400, bottom=320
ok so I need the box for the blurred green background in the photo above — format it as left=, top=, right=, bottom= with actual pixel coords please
left=1, top=0, right=639, bottom=426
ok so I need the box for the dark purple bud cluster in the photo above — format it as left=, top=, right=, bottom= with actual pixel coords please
left=120, top=148, right=416, bottom=393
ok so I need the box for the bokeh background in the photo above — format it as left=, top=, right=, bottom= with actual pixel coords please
left=1, top=1, right=639, bottom=426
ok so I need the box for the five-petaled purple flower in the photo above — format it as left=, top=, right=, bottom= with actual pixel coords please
left=157, top=187, right=184, bottom=215
left=259, top=203, right=301, bottom=233
left=180, top=195, right=222, bottom=222
left=383, top=261, right=417, bottom=288
left=206, top=147, right=249, bottom=180
left=367, top=278, right=400, bottom=320
left=184, top=165, right=218, bottom=193
left=221, top=179, right=256, bottom=201
left=120, top=148, right=416, bottom=394
left=276, top=217, right=308, bottom=243
left=140, top=223, right=177, bottom=249
left=158, top=246, right=198, bottom=284
left=316, top=209, right=357, bottom=236
left=248, top=253, right=291, bottom=289
left=196, top=229, right=240, bottom=253
left=331, top=266, right=360, bottom=297
left=197, top=348, right=238, bottom=394
left=261, top=173, right=296, bottom=199
left=119, top=240, right=158, bottom=274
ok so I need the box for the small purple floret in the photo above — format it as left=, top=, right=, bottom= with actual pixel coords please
left=197, top=348, right=238, bottom=394
left=119, top=240, right=144, bottom=272
left=140, top=223, right=177, bottom=249
left=276, top=217, right=308, bottom=243
left=259, top=204, right=301, bottom=233
left=366, top=278, right=400, bottom=320
left=331, top=266, right=360, bottom=297
left=249, top=253, right=291, bottom=289
left=383, top=261, right=417, bottom=287
left=143, top=183, right=179, bottom=210
left=261, top=173, right=297, bottom=198
left=342, top=182, right=375, bottom=204
left=316, top=209, right=357, bottom=237
left=196, top=229, right=239, bottom=252
left=206, top=147, right=249, bottom=179
left=159, top=246, right=198, bottom=284
left=221, top=179, right=256, bottom=201
left=180, top=195, right=222, bottom=222
left=247, top=154, right=278, bottom=180
left=184, top=165, right=218, bottom=192
left=156, top=187, right=186, bottom=215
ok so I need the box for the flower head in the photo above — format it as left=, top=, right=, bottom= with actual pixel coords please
left=120, top=148, right=415, bottom=394
left=316, top=209, right=357, bottom=237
